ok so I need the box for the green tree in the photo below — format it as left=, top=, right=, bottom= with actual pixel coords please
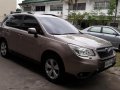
left=68, top=12, right=79, bottom=25
left=108, top=0, right=116, bottom=15
left=16, top=8, right=22, bottom=12
left=68, top=12, right=86, bottom=28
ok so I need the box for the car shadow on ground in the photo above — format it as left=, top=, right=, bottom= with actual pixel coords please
left=6, top=53, right=110, bottom=89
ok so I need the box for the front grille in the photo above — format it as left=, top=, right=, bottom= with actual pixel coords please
left=97, top=47, right=114, bottom=59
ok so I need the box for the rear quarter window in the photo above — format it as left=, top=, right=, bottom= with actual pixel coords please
left=5, top=15, right=23, bottom=29
left=102, top=27, right=117, bottom=35
left=1, top=16, right=8, bottom=26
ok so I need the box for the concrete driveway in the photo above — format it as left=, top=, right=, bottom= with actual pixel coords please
left=0, top=55, right=120, bottom=90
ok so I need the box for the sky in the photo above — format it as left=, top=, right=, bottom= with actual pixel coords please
left=18, top=0, right=23, bottom=3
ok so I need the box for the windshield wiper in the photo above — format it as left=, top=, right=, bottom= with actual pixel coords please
left=63, top=32, right=83, bottom=34
left=51, top=32, right=82, bottom=35
left=50, top=33, right=62, bottom=35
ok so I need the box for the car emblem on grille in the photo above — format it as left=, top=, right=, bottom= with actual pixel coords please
left=105, top=48, right=111, bottom=53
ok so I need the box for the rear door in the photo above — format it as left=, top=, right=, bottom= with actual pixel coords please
left=3, top=15, right=24, bottom=52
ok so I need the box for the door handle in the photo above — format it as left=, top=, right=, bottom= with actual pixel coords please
left=5, top=30, right=10, bottom=35
left=18, top=34, right=22, bottom=36
left=5, top=30, right=10, bottom=33
left=18, top=34, right=23, bottom=39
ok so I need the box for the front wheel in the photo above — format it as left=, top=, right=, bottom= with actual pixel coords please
left=0, top=41, right=9, bottom=57
left=43, top=56, right=64, bottom=83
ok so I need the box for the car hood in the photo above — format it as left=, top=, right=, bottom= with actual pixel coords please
left=54, top=34, right=112, bottom=49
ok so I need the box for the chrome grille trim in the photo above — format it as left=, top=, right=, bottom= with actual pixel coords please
left=97, top=47, right=114, bottom=59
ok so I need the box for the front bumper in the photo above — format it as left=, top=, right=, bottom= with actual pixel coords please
left=65, top=56, right=116, bottom=76
left=97, top=57, right=116, bottom=72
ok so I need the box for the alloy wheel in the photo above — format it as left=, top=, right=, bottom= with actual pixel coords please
left=0, top=42, right=7, bottom=56
left=45, top=59, right=60, bottom=80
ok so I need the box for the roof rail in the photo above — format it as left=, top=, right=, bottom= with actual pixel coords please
left=43, top=14, right=58, bottom=17
left=27, top=11, right=34, bottom=14
left=10, top=11, right=21, bottom=14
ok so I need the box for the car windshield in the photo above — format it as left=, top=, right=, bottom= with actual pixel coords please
left=38, top=17, right=80, bottom=35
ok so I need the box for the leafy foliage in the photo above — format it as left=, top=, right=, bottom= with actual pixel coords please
left=67, top=10, right=112, bottom=28
left=108, top=0, right=116, bottom=15
left=68, top=12, right=85, bottom=25
left=16, top=8, right=22, bottom=12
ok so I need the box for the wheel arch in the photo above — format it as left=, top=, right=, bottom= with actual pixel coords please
left=0, top=37, right=7, bottom=43
left=119, top=44, right=120, bottom=50
left=41, top=50, right=65, bottom=71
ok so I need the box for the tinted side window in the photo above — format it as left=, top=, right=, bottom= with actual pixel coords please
left=23, top=16, right=43, bottom=34
left=23, top=16, right=38, bottom=30
left=102, top=27, right=116, bottom=35
left=1, top=17, right=8, bottom=26
left=6, top=15, right=23, bottom=29
left=89, top=27, right=101, bottom=33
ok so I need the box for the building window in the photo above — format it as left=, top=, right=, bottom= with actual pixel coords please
left=50, top=4, right=63, bottom=11
left=24, top=7, right=31, bottom=11
left=94, top=1, right=109, bottom=9
left=69, top=3, right=86, bottom=10
left=36, top=6, right=45, bottom=11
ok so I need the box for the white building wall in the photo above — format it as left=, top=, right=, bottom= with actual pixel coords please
left=28, top=1, right=64, bottom=18
left=0, top=0, right=16, bottom=21
left=62, top=1, right=69, bottom=19
left=86, top=0, right=94, bottom=12
left=45, top=4, right=50, bottom=14
left=20, top=0, right=120, bottom=19
left=77, top=0, right=108, bottom=15
left=46, top=4, right=62, bottom=16
left=64, top=0, right=108, bottom=16
left=68, top=0, right=90, bottom=14
left=117, top=0, right=120, bottom=16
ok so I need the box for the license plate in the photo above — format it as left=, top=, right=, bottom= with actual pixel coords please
left=105, top=59, right=114, bottom=68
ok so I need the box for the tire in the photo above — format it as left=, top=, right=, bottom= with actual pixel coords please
left=0, top=40, right=9, bottom=57
left=43, top=55, right=64, bottom=83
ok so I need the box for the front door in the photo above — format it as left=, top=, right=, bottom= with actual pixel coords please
left=87, top=26, right=102, bottom=38
left=101, top=27, right=119, bottom=48
left=15, top=15, right=44, bottom=60
left=4, top=15, right=24, bottom=52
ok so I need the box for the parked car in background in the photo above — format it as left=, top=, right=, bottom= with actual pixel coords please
left=0, top=13, right=116, bottom=83
left=81, top=26, right=120, bottom=50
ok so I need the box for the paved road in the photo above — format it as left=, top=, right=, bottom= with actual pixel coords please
left=0, top=55, right=120, bottom=90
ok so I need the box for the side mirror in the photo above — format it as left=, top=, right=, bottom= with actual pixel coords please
left=28, top=28, right=38, bottom=37
left=113, top=33, right=119, bottom=36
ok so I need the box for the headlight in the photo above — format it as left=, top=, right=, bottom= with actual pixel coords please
left=68, top=44, right=95, bottom=57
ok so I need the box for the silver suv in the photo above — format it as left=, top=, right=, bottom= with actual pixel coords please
left=0, top=13, right=116, bottom=83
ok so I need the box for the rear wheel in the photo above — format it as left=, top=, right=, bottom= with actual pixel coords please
left=43, top=55, right=64, bottom=83
left=0, top=41, right=9, bottom=57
